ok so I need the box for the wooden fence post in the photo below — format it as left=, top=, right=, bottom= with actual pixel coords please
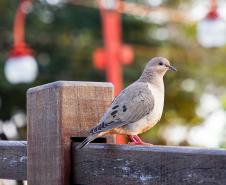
left=27, top=81, right=114, bottom=185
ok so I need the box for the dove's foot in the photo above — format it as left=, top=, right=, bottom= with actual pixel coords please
left=129, top=141, right=152, bottom=145
left=128, top=135, right=153, bottom=145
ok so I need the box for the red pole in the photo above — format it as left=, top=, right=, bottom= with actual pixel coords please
left=101, top=9, right=123, bottom=95
left=101, top=5, right=126, bottom=144
left=93, top=0, right=133, bottom=144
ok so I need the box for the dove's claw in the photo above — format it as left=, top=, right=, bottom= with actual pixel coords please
left=128, top=135, right=153, bottom=145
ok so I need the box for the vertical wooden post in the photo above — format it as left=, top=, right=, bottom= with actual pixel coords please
left=27, top=81, right=114, bottom=185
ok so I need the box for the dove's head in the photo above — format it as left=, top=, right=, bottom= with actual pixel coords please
left=139, top=57, right=176, bottom=82
left=145, top=57, right=176, bottom=75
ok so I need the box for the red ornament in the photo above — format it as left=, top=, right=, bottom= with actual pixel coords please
left=93, top=48, right=105, bottom=70
left=9, top=0, right=33, bottom=58
left=5, top=0, right=38, bottom=84
left=120, top=45, right=133, bottom=65
left=207, top=0, right=218, bottom=19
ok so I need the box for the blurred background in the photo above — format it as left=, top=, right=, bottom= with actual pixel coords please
left=1, top=0, right=226, bottom=183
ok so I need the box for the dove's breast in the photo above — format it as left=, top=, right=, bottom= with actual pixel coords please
left=114, top=82, right=165, bottom=135
left=145, top=83, right=164, bottom=128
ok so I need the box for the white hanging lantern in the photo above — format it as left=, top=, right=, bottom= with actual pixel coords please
left=5, top=55, right=38, bottom=84
left=197, top=0, right=226, bottom=48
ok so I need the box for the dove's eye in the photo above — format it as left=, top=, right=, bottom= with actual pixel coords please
left=159, top=62, right=163, bottom=66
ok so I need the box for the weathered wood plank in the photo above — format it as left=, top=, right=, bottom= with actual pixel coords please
left=72, top=143, right=226, bottom=185
left=0, top=141, right=27, bottom=180
left=27, top=81, right=114, bottom=185
left=1, top=140, right=226, bottom=185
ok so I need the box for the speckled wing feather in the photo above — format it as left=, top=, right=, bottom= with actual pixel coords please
left=90, top=82, right=154, bottom=135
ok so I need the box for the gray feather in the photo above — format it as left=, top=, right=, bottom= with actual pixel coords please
left=89, top=82, right=154, bottom=135
left=76, top=134, right=98, bottom=149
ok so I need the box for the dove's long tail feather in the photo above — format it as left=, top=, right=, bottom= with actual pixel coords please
left=76, top=134, right=98, bottom=149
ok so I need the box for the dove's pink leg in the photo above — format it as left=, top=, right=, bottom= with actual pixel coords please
left=128, top=135, right=152, bottom=145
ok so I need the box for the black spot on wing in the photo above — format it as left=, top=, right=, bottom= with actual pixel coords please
left=90, top=120, right=120, bottom=134
left=123, top=105, right=127, bottom=112
left=93, top=127, right=98, bottom=133
left=111, top=110, right=118, bottom=116
left=112, top=105, right=119, bottom=109
left=90, top=122, right=105, bottom=134
left=98, top=124, right=103, bottom=130
left=105, top=121, right=111, bottom=126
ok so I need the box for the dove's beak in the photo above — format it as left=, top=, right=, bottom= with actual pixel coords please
left=166, top=64, right=177, bottom=72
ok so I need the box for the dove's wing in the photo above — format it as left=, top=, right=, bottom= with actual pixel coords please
left=89, top=82, right=154, bottom=135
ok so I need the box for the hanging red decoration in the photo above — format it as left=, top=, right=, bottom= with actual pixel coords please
left=197, top=0, right=226, bottom=48
left=5, top=0, right=38, bottom=84
left=206, top=0, right=218, bottom=19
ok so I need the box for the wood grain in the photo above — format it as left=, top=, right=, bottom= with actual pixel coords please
left=1, top=141, right=226, bottom=185
left=72, top=143, right=226, bottom=185
left=0, top=141, right=27, bottom=180
left=27, top=81, right=114, bottom=185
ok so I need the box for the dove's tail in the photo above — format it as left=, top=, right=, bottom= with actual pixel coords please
left=76, top=134, right=98, bottom=149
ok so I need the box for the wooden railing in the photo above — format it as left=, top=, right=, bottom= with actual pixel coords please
left=0, top=141, right=27, bottom=180
left=0, top=81, right=226, bottom=185
left=1, top=141, right=226, bottom=184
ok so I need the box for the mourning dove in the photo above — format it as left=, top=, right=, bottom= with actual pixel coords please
left=77, top=57, right=176, bottom=149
